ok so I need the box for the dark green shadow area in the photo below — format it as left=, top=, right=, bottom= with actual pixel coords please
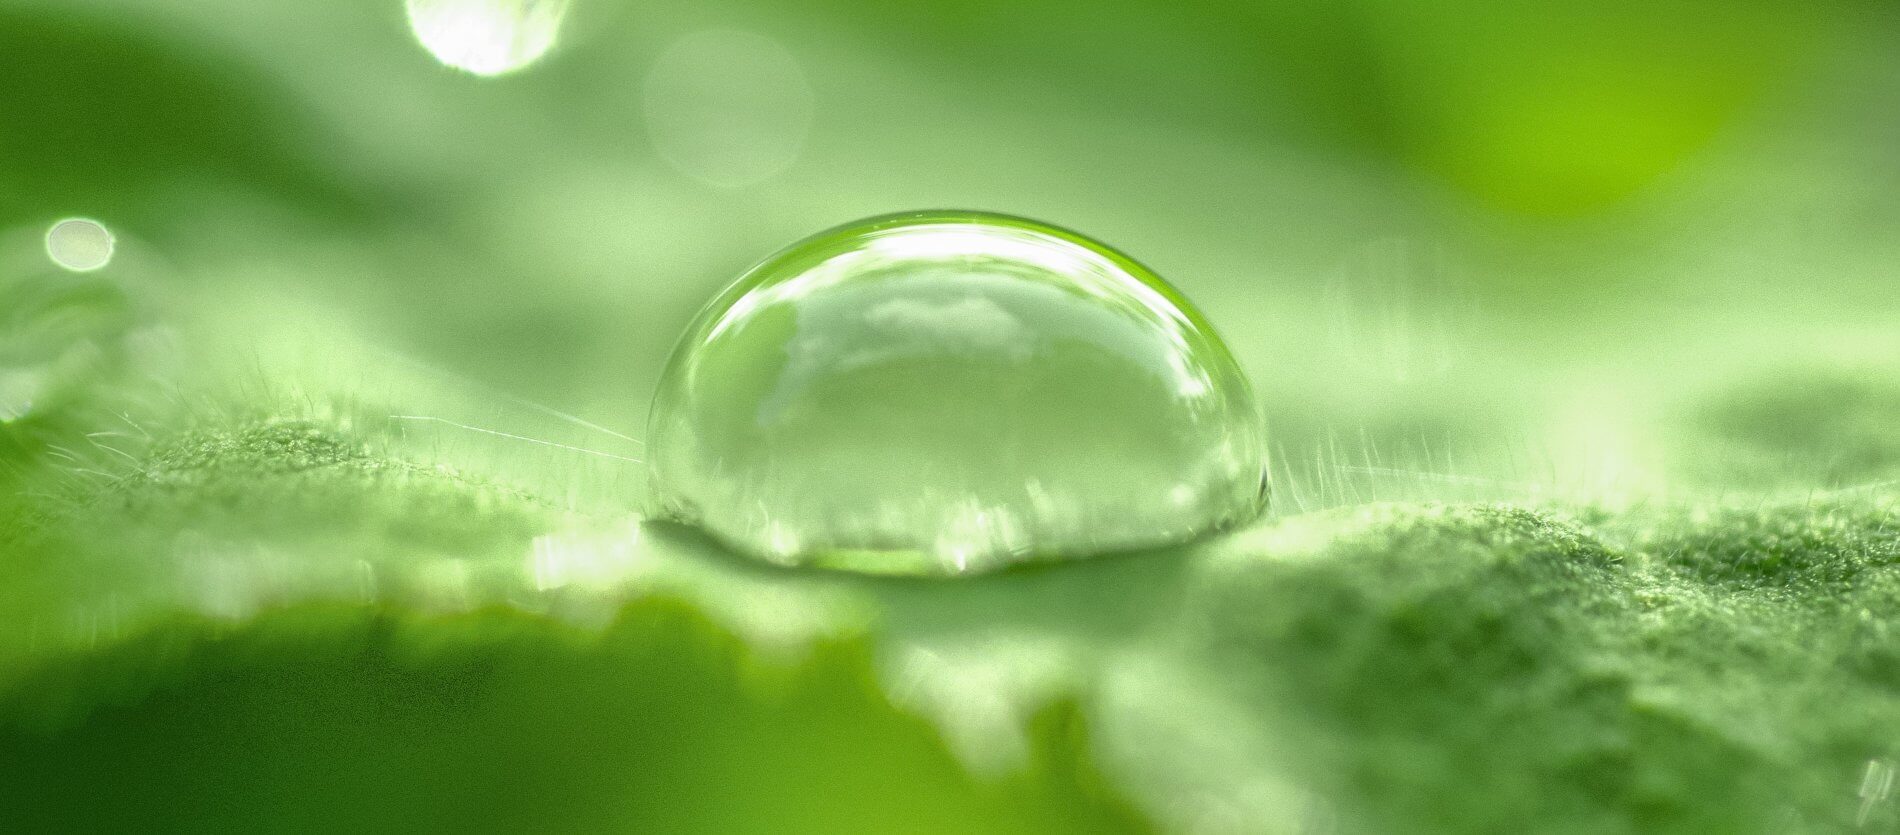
left=0, top=601, right=1144, bottom=834
left=0, top=7, right=369, bottom=231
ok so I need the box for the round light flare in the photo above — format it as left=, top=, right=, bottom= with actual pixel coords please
left=44, top=218, right=115, bottom=272
left=643, top=30, right=814, bottom=188
left=405, top=0, right=570, bottom=77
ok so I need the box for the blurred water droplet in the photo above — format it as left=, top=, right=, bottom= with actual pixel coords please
left=647, top=212, right=1268, bottom=574
left=643, top=30, right=813, bottom=188
left=0, top=269, right=136, bottom=425
left=44, top=218, right=114, bottom=272
left=406, top=0, right=569, bottom=76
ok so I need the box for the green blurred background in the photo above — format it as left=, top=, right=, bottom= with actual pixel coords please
left=5, top=0, right=1896, bottom=493
left=3, top=0, right=1900, bottom=832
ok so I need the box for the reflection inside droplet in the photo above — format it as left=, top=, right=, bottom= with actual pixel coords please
left=44, top=218, right=114, bottom=272
left=405, top=0, right=569, bottom=76
left=647, top=211, right=1269, bottom=575
left=643, top=30, right=814, bottom=188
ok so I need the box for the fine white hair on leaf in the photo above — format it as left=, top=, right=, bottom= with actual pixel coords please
left=388, top=415, right=643, bottom=464
left=375, top=348, right=644, bottom=447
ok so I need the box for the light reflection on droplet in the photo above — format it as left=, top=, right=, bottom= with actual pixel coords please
left=527, top=521, right=646, bottom=593
left=405, top=0, right=570, bottom=76
left=643, top=30, right=814, bottom=188
left=44, top=218, right=114, bottom=272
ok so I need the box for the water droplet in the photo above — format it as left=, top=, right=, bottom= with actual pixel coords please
left=406, top=0, right=569, bottom=77
left=647, top=212, right=1268, bottom=574
left=0, top=270, right=136, bottom=423
left=643, top=30, right=813, bottom=188
left=44, top=218, right=114, bottom=272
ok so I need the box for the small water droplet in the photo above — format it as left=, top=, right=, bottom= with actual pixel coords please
left=406, top=0, right=569, bottom=77
left=647, top=212, right=1268, bottom=574
left=44, top=218, right=114, bottom=272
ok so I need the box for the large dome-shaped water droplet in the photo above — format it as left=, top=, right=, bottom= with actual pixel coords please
left=647, top=212, right=1267, bottom=574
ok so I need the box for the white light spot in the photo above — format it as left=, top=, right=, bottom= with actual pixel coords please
left=1169, top=484, right=1198, bottom=506
left=1860, top=758, right=1895, bottom=827
left=762, top=518, right=802, bottom=562
left=527, top=522, right=645, bottom=592
left=45, top=218, right=114, bottom=272
left=643, top=30, right=814, bottom=188
left=406, top=0, right=569, bottom=76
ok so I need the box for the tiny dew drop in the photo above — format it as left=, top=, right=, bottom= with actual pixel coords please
left=648, top=211, right=1267, bottom=575
left=44, top=218, right=114, bottom=272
